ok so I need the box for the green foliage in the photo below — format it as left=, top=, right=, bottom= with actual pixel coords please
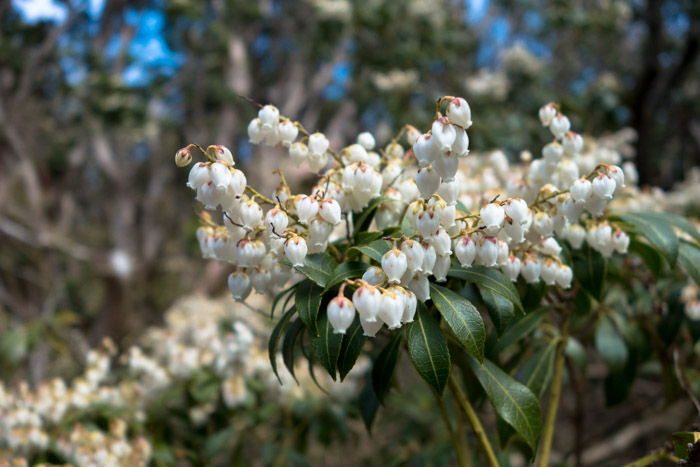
left=406, top=302, right=451, bottom=396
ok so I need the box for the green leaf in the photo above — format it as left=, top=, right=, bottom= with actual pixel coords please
left=679, top=240, right=700, bottom=288
left=295, top=279, right=323, bottom=336
left=595, top=316, right=628, bottom=373
left=671, top=432, right=700, bottom=459
left=406, top=302, right=451, bottom=396
left=270, top=283, right=299, bottom=320
left=349, top=239, right=392, bottom=263
left=287, top=253, right=337, bottom=287
left=448, top=265, right=523, bottom=313
left=310, top=312, right=343, bottom=380
left=372, top=333, right=403, bottom=404
left=490, top=307, right=549, bottom=356
left=337, top=318, right=367, bottom=381
left=353, top=197, right=390, bottom=239
left=359, top=376, right=381, bottom=433
left=429, top=283, right=485, bottom=363
left=323, top=261, right=371, bottom=293
left=466, top=354, right=542, bottom=452
left=573, top=243, right=607, bottom=300
left=455, top=200, right=470, bottom=215
left=565, top=336, right=587, bottom=372
left=517, top=340, right=558, bottom=397
left=642, top=212, right=700, bottom=243
left=629, top=238, right=664, bottom=279
left=603, top=348, right=637, bottom=406
left=282, top=318, right=305, bottom=383
left=613, top=212, right=679, bottom=266
left=269, top=306, right=297, bottom=383
left=479, top=285, right=515, bottom=336
left=355, top=230, right=383, bottom=246
left=400, top=214, right=417, bottom=237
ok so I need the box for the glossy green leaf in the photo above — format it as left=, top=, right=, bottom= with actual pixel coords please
left=595, top=316, right=628, bottom=373
left=614, top=212, right=679, bottom=266
left=466, top=354, right=542, bottom=452
left=269, top=306, right=297, bottom=383
left=295, top=279, right=323, bottom=336
left=355, top=231, right=383, bottom=246
left=359, top=376, right=380, bottom=433
left=603, top=348, right=637, bottom=406
left=287, top=253, right=337, bottom=287
left=517, top=340, right=558, bottom=397
left=323, top=261, right=371, bottom=293
left=337, top=318, right=367, bottom=381
left=282, top=318, right=305, bottom=383
left=372, top=333, right=403, bottom=404
left=643, top=212, right=700, bottom=243
left=406, top=302, right=451, bottom=396
left=479, top=285, right=515, bottom=336
left=491, top=307, right=549, bottom=355
left=400, top=213, right=418, bottom=237
left=679, top=240, right=700, bottom=288
left=270, top=282, right=299, bottom=320
left=310, top=312, right=343, bottom=380
left=629, top=238, right=664, bottom=279
left=455, top=200, right=470, bottom=215
left=448, top=265, right=523, bottom=313
left=430, top=283, right=485, bottom=363
left=349, top=239, right=392, bottom=263
left=573, top=244, right=607, bottom=300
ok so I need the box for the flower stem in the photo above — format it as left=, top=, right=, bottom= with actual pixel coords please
left=448, top=373, right=498, bottom=467
left=538, top=313, right=570, bottom=467
left=434, top=391, right=470, bottom=467
left=621, top=450, right=679, bottom=467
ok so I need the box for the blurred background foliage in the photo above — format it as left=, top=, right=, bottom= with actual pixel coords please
left=0, top=0, right=699, bottom=416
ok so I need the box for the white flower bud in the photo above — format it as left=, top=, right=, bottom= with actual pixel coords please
left=502, top=256, right=521, bottom=282
left=248, top=118, right=265, bottom=144
left=379, top=290, right=405, bottom=330
left=430, top=228, right=452, bottom=256
left=175, top=147, right=192, bottom=167
left=542, top=142, right=564, bottom=164
left=308, top=151, right=330, bottom=172
left=416, top=165, right=441, bottom=199
left=308, top=217, right=332, bottom=246
left=480, top=203, right=506, bottom=235
left=592, top=174, right=616, bottom=200
left=433, top=152, right=459, bottom=182
left=563, top=132, right=583, bottom=156
left=187, top=162, right=210, bottom=189
left=403, top=291, right=417, bottom=323
left=541, top=259, right=558, bottom=285
left=278, top=120, right=298, bottom=147
left=228, top=271, right=252, bottom=301
left=258, top=105, right=280, bottom=132
left=497, top=240, right=510, bottom=265
left=533, top=212, right=554, bottom=237
left=328, top=296, right=356, bottom=334
left=622, top=161, right=638, bottom=186
left=344, top=143, right=368, bottom=165
left=521, top=256, right=541, bottom=283
left=289, top=142, right=309, bottom=167
left=382, top=248, right=408, bottom=284
left=432, top=117, right=457, bottom=154
left=452, top=129, right=470, bottom=157
left=353, top=284, right=382, bottom=322
left=413, top=133, right=437, bottom=168
left=504, top=218, right=526, bottom=244
left=421, top=242, right=437, bottom=275
left=541, top=237, right=562, bottom=256
left=455, top=236, right=476, bottom=268
left=360, top=315, right=384, bottom=337
left=555, top=265, right=573, bottom=289
left=265, top=208, right=288, bottom=237
left=434, top=201, right=456, bottom=228
left=357, top=131, right=376, bottom=150
left=612, top=230, right=629, bottom=254
left=550, top=114, right=571, bottom=139
left=215, top=145, right=235, bottom=166
left=382, top=162, right=402, bottom=188
left=433, top=254, right=451, bottom=282
left=284, top=235, right=307, bottom=267
left=362, top=266, right=386, bottom=285
left=209, top=161, right=232, bottom=188
left=437, top=179, right=460, bottom=205
left=564, top=223, right=586, bottom=249
left=539, top=103, right=557, bottom=126
left=586, top=194, right=608, bottom=218
left=308, top=132, right=329, bottom=156
left=504, top=198, right=528, bottom=225
left=296, top=196, right=319, bottom=225
left=228, top=169, right=247, bottom=196
left=250, top=266, right=272, bottom=295
left=239, top=199, right=264, bottom=231
left=271, top=263, right=292, bottom=287
left=446, top=97, right=472, bottom=129
left=417, top=210, right=440, bottom=238
left=477, top=236, right=499, bottom=267
left=401, top=239, right=424, bottom=273
left=318, top=199, right=342, bottom=226
left=608, top=166, right=626, bottom=193
left=408, top=273, right=430, bottom=301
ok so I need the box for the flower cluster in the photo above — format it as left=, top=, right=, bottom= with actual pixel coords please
left=176, top=97, right=637, bottom=336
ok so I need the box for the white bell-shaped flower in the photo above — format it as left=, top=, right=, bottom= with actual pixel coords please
left=250, top=266, right=272, bottom=295
left=480, top=203, right=506, bottom=235
left=421, top=242, right=437, bottom=276
left=401, top=240, right=424, bottom=273
left=308, top=132, right=329, bottom=156
left=455, top=236, right=476, bottom=268
left=431, top=117, right=457, bottom=155
left=289, top=142, right=309, bottom=167
left=382, top=248, right=408, bottom=284
left=403, top=291, right=418, bottom=323
left=362, top=266, right=386, bottom=285
left=353, top=284, right=382, bottom=322
left=296, top=196, right=319, bottom=225
left=555, top=265, right=573, bottom=289
left=521, top=256, right=542, bottom=283
left=433, top=152, right=459, bottom=182
left=564, top=223, right=586, bottom=249
left=452, top=129, right=470, bottom=157
left=504, top=198, right=529, bottom=225
left=541, top=260, right=558, bottom=285
left=533, top=212, right=554, bottom=237
left=612, top=230, right=630, bottom=254
left=357, top=132, right=376, bottom=150
left=209, top=161, right=232, bottom=188
left=379, top=290, right=405, bottom=330
left=437, top=179, right=460, bottom=205
left=538, top=103, right=557, bottom=126
left=477, top=236, right=499, bottom=267
left=228, top=271, right=252, bottom=301
left=550, top=114, right=571, bottom=139
left=446, top=97, right=472, bottom=129
left=563, top=132, right=583, bottom=156
left=318, top=199, right=342, bottom=225
left=278, top=121, right=298, bottom=147
left=542, top=142, right=564, bottom=164
left=417, top=210, right=440, bottom=238
left=248, top=118, right=266, bottom=144
left=239, top=199, right=264, bottom=231
left=541, top=237, right=562, bottom=256
left=592, top=174, right=616, bottom=200
left=504, top=218, right=526, bottom=244
left=265, top=208, right=288, bottom=238
left=327, top=296, right=356, bottom=334
left=187, top=162, right=210, bottom=189
left=502, top=256, right=521, bottom=282
left=360, top=315, right=384, bottom=337
left=284, top=235, right=307, bottom=267
left=430, top=228, right=452, bottom=256
left=407, top=273, right=430, bottom=301
left=308, top=217, right=332, bottom=246
left=215, top=145, right=235, bottom=166
left=433, top=254, right=451, bottom=282
left=416, top=165, right=441, bottom=199
left=413, top=133, right=438, bottom=168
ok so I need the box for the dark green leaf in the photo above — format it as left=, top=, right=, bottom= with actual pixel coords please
left=204, top=428, right=237, bottom=460
left=296, top=279, right=323, bottom=336
left=573, top=243, right=607, bottom=300
left=430, top=283, right=485, bottom=363
left=349, top=239, right=392, bottom=263
left=372, top=333, right=403, bottom=404
left=338, top=318, right=367, bottom=381
left=406, top=302, right=451, bottom=396
left=466, top=354, right=542, bottom=452
left=643, top=212, right=700, bottom=243
left=310, top=312, right=344, bottom=380
left=679, top=240, right=700, bottom=288
left=270, top=282, right=299, bottom=319
left=613, top=212, right=679, bottom=266
left=479, top=285, right=515, bottom=336
left=491, top=307, right=549, bottom=355
left=288, top=253, right=337, bottom=287
left=517, top=340, right=558, bottom=397
left=323, top=261, right=371, bottom=293
left=603, top=348, right=637, bottom=406
left=282, top=318, right=305, bottom=383
left=355, top=231, right=383, bottom=246
left=448, top=265, right=523, bottom=313
left=269, top=306, right=297, bottom=383
left=359, top=376, right=380, bottom=433
left=595, top=316, right=628, bottom=373
left=629, top=238, right=664, bottom=279
left=574, top=288, right=592, bottom=316
left=671, top=432, right=700, bottom=459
